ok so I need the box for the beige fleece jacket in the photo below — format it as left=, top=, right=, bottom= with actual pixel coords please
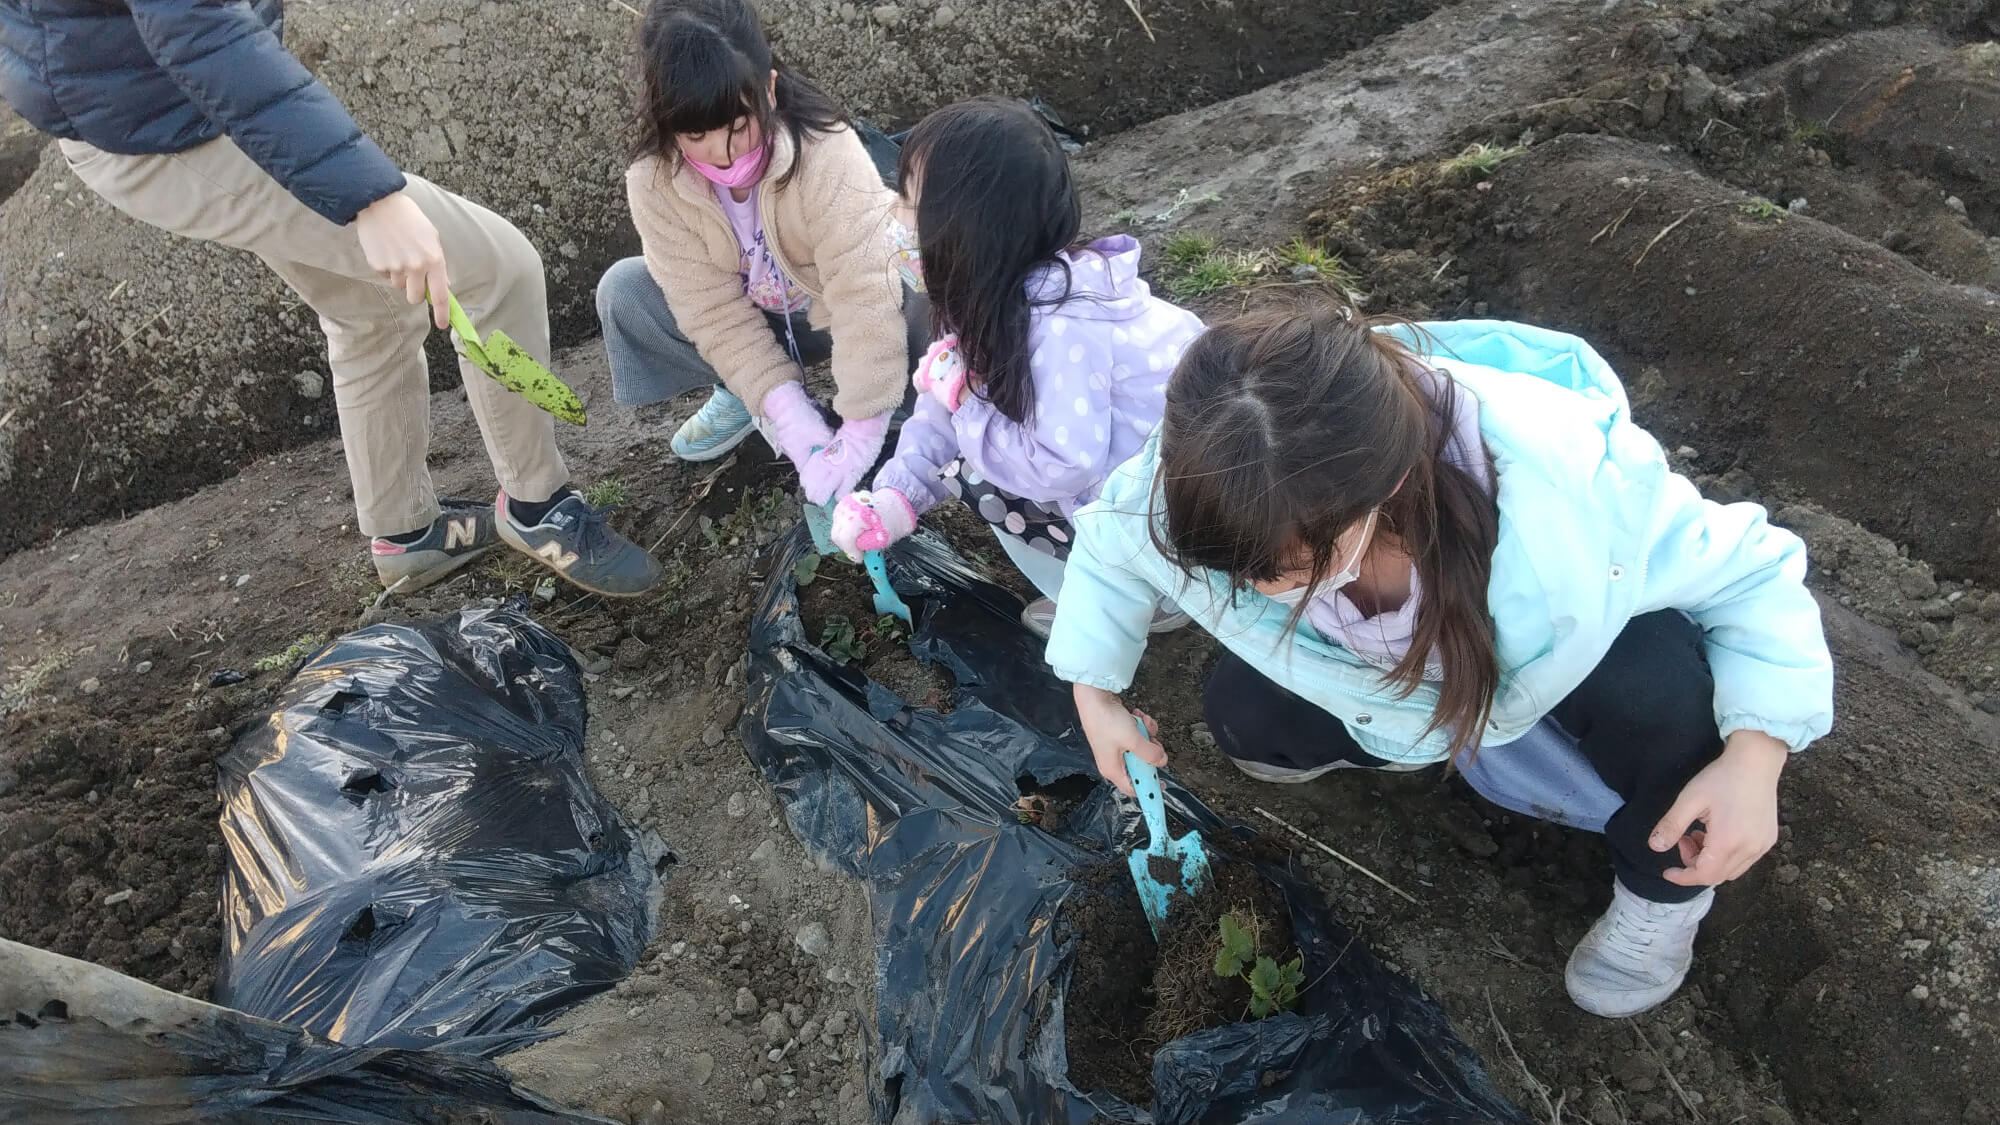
left=625, top=124, right=908, bottom=420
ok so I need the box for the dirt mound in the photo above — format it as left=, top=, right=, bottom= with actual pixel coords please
left=1447, top=134, right=2000, bottom=584
left=0, top=101, right=39, bottom=208
left=0, top=696, right=245, bottom=998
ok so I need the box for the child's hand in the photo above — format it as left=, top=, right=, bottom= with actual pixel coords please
left=356, top=190, right=451, bottom=330
left=1651, top=730, right=1789, bottom=886
left=800, top=413, right=890, bottom=505
left=912, top=335, right=970, bottom=412
left=830, top=489, right=917, bottom=563
left=1075, top=683, right=1163, bottom=798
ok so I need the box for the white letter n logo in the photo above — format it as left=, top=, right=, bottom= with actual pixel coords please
left=444, top=517, right=478, bottom=550
left=535, top=540, right=579, bottom=571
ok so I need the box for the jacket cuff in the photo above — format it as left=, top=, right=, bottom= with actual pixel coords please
left=1717, top=713, right=1821, bottom=754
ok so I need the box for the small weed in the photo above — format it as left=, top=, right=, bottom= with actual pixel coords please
left=1153, top=188, right=1223, bottom=224
left=1161, top=235, right=1263, bottom=301
left=1439, top=142, right=1525, bottom=182
left=254, top=633, right=327, bottom=675
left=582, top=478, right=629, bottom=509
left=1, top=651, right=71, bottom=716
left=1109, top=208, right=1141, bottom=226
left=872, top=613, right=907, bottom=648
left=1274, top=237, right=1357, bottom=287
left=1740, top=196, right=1788, bottom=221
left=1787, top=113, right=1830, bottom=147
left=1214, top=909, right=1306, bottom=1019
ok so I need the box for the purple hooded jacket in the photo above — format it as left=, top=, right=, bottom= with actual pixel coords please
left=874, top=235, right=1205, bottom=516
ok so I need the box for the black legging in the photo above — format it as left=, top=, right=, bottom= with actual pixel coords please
left=1204, top=611, right=1722, bottom=903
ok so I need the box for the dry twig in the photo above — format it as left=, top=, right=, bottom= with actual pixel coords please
left=1630, top=204, right=1723, bottom=270
left=1591, top=196, right=1642, bottom=245
left=1487, top=990, right=1566, bottom=1124
left=1251, top=806, right=1419, bottom=904
left=648, top=460, right=733, bottom=552
left=1122, top=0, right=1157, bottom=41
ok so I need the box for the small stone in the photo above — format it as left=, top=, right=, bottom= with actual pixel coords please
left=767, top=1046, right=786, bottom=1064
left=748, top=1077, right=769, bottom=1104
left=1788, top=197, right=1808, bottom=213
left=235, top=573, right=250, bottom=588
left=102, top=888, right=134, bottom=906
left=931, top=5, right=956, bottom=26
left=760, top=1011, right=790, bottom=1043
left=1190, top=723, right=1217, bottom=751
left=796, top=922, right=832, bottom=958
left=728, top=792, right=750, bottom=818
left=1776, top=863, right=1801, bottom=884
left=1896, top=566, right=1939, bottom=601
left=1817, top=896, right=1836, bottom=913
left=703, top=723, right=725, bottom=748
left=133, top=660, right=153, bottom=675
left=735, top=987, right=759, bottom=1016
left=691, top=1051, right=716, bottom=1085
left=294, top=370, right=325, bottom=399
left=871, top=3, right=903, bottom=26
left=750, top=839, right=777, bottom=863
left=797, top=1019, right=821, bottom=1046
left=614, top=637, right=651, bottom=671
left=823, top=1010, right=851, bottom=1040
left=785, top=1002, right=808, bottom=1028
left=1920, top=599, right=1957, bottom=620
left=1945, top=195, right=1967, bottom=215
left=638, top=1100, right=669, bottom=1125
left=1909, top=984, right=1932, bottom=1003
left=80, top=677, right=102, bottom=695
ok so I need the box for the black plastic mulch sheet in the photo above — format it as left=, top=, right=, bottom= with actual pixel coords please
left=214, top=603, right=662, bottom=1054
left=741, top=528, right=1527, bottom=1125
left=0, top=987, right=614, bottom=1125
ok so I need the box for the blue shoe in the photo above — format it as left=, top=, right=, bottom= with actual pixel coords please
left=495, top=491, right=664, bottom=598
left=671, top=386, right=756, bottom=462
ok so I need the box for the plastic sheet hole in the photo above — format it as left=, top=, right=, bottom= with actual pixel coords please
left=319, top=689, right=368, bottom=716
left=341, top=770, right=392, bottom=797
left=36, top=1000, right=68, bottom=1022
left=344, top=907, right=378, bottom=943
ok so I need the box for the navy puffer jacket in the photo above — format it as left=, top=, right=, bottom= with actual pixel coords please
left=0, top=0, right=404, bottom=225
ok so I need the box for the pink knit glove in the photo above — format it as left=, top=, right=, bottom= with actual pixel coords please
left=800, top=412, right=890, bottom=506
left=760, top=380, right=834, bottom=467
left=830, top=488, right=917, bottom=563
left=911, top=335, right=971, bottom=412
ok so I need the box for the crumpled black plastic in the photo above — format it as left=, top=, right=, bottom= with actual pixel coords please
left=214, top=603, right=663, bottom=1054
left=742, top=528, right=1527, bottom=1125
left=0, top=987, right=614, bottom=1125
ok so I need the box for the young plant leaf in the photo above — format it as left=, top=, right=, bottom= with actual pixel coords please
left=1214, top=912, right=1255, bottom=978
left=1249, top=991, right=1277, bottom=1019
left=792, top=553, right=821, bottom=587
left=1248, top=955, right=1283, bottom=1003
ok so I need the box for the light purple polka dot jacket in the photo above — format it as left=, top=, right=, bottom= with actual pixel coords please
left=873, top=235, right=1206, bottom=518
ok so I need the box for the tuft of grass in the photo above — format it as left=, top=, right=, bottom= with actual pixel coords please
left=1739, top=196, right=1788, bottom=221
left=1160, top=231, right=1219, bottom=272
left=1, top=651, right=71, bottom=716
left=1439, top=142, right=1525, bottom=182
left=1786, top=113, right=1830, bottom=147
left=583, top=478, right=629, bottom=509
left=254, top=633, right=327, bottom=675
left=1274, top=236, right=1360, bottom=289
left=1160, top=232, right=1263, bottom=300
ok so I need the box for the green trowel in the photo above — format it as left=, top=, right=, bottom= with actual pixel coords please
left=446, top=295, right=587, bottom=425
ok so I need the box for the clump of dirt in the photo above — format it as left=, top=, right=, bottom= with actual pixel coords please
left=1059, top=856, right=1299, bottom=1107
left=0, top=689, right=259, bottom=996
left=798, top=562, right=957, bottom=713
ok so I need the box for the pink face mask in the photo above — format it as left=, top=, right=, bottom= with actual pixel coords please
left=685, top=142, right=770, bottom=190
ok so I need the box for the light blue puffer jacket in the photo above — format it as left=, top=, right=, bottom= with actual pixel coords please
left=1044, top=320, right=1835, bottom=764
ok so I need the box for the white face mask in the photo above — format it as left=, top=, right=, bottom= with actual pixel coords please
left=1262, top=508, right=1380, bottom=609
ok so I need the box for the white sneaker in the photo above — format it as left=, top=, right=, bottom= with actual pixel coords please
left=1565, top=881, right=1714, bottom=1018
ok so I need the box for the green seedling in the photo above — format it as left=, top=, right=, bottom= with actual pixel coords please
left=1161, top=231, right=1219, bottom=271
left=446, top=295, right=587, bottom=425
left=792, top=552, right=822, bottom=588
left=820, top=616, right=866, bottom=664
left=1214, top=909, right=1306, bottom=1019
left=1739, top=197, right=1788, bottom=221
left=255, top=633, right=327, bottom=675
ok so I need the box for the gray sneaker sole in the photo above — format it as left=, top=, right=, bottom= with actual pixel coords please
left=495, top=517, right=660, bottom=599
left=374, top=545, right=494, bottom=595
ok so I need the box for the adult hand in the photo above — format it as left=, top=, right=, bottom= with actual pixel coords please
left=1074, top=682, right=1163, bottom=797
left=355, top=190, right=451, bottom=329
left=1651, top=729, right=1790, bottom=887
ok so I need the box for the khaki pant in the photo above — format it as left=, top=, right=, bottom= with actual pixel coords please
left=59, top=136, right=569, bottom=538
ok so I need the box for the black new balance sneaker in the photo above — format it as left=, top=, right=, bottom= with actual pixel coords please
left=495, top=490, right=663, bottom=598
left=370, top=498, right=497, bottom=592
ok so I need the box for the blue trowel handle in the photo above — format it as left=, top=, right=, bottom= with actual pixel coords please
left=1124, top=716, right=1170, bottom=852
left=863, top=549, right=912, bottom=624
